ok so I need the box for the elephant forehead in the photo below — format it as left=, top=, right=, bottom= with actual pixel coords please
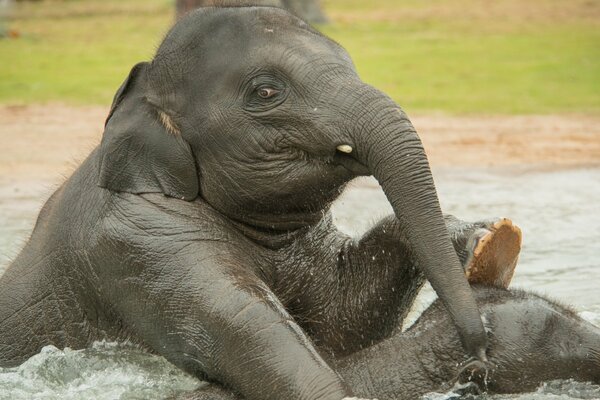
left=157, top=7, right=310, bottom=55
left=154, top=6, right=349, bottom=73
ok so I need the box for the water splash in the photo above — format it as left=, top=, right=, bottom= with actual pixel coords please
left=1, top=341, right=598, bottom=400
left=0, top=341, right=200, bottom=400
left=423, top=379, right=600, bottom=400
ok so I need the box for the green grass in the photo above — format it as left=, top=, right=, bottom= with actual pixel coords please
left=0, top=0, right=174, bottom=105
left=1, top=0, right=599, bottom=114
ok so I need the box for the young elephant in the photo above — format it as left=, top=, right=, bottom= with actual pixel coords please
left=181, top=286, right=600, bottom=399
left=0, top=6, right=520, bottom=400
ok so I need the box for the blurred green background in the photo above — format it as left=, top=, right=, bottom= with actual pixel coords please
left=0, top=0, right=598, bottom=114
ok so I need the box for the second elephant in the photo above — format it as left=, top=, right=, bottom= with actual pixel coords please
left=182, top=285, right=600, bottom=399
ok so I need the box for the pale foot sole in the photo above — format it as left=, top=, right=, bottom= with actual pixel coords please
left=465, top=218, right=522, bottom=288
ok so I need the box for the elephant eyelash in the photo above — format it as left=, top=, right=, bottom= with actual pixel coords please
left=242, top=73, right=289, bottom=113
left=158, top=110, right=180, bottom=136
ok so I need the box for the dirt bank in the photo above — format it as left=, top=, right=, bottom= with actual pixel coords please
left=1, top=104, right=599, bottom=183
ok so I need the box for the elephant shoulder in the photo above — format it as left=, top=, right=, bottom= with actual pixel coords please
left=99, top=192, right=223, bottom=235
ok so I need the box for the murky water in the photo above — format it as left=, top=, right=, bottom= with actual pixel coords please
left=0, top=167, right=599, bottom=399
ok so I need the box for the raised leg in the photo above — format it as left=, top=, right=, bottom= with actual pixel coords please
left=331, top=215, right=521, bottom=350
left=279, top=213, right=521, bottom=357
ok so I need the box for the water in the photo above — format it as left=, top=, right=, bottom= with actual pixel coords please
left=422, top=379, right=600, bottom=400
left=0, top=167, right=599, bottom=399
left=0, top=342, right=200, bottom=400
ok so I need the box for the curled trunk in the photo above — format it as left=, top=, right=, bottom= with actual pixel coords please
left=337, top=86, right=488, bottom=360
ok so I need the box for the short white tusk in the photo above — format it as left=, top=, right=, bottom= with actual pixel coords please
left=336, top=144, right=353, bottom=154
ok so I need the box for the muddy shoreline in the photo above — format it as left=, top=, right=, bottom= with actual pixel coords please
left=1, top=104, right=599, bottom=185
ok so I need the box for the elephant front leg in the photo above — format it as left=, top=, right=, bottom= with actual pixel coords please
left=323, top=215, right=426, bottom=355
left=99, top=251, right=352, bottom=400
left=320, top=214, right=521, bottom=355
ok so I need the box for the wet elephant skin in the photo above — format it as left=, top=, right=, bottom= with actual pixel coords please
left=0, top=6, right=491, bottom=400
left=180, top=286, right=600, bottom=399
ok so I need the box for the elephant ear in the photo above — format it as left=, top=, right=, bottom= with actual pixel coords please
left=98, top=62, right=199, bottom=201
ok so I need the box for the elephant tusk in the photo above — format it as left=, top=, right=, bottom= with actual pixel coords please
left=336, top=144, right=353, bottom=154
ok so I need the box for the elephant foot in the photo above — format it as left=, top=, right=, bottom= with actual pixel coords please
left=464, top=218, right=522, bottom=288
left=457, top=358, right=493, bottom=393
left=342, top=397, right=377, bottom=400
left=343, top=398, right=378, bottom=400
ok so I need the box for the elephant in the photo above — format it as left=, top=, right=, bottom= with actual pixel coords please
left=1, top=5, right=525, bottom=400
left=178, top=285, right=600, bottom=399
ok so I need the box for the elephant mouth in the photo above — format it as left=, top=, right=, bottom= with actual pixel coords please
left=332, top=150, right=370, bottom=175
left=286, top=146, right=370, bottom=176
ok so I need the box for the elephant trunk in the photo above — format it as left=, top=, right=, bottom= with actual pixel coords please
left=341, top=88, right=487, bottom=360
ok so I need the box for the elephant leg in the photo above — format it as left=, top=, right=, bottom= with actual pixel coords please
left=444, top=215, right=522, bottom=288
left=96, top=244, right=350, bottom=400
left=289, top=215, right=428, bottom=356
left=305, top=214, right=521, bottom=355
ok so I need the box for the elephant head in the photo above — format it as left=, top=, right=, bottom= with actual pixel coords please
left=98, top=6, right=487, bottom=361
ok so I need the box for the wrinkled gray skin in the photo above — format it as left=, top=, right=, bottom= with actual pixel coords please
left=0, top=6, right=492, bottom=400
left=181, top=286, right=600, bottom=400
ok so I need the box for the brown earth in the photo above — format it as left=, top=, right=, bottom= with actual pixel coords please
left=1, top=104, right=599, bottom=184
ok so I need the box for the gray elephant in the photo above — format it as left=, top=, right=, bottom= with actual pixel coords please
left=180, top=285, right=600, bottom=399
left=1, top=6, right=524, bottom=400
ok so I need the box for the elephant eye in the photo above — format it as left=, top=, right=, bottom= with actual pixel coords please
left=244, top=75, right=287, bottom=113
left=257, top=87, right=280, bottom=99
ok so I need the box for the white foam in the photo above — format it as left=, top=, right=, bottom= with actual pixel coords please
left=0, top=341, right=200, bottom=400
